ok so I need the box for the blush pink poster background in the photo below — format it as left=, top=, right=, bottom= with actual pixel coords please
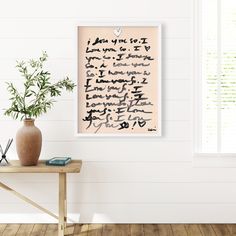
left=77, top=26, right=160, bottom=134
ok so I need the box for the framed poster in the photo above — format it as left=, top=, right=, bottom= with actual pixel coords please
left=76, top=21, right=161, bottom=136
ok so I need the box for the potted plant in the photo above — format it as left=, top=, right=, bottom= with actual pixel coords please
left=4, top=52, right=76, bottom=166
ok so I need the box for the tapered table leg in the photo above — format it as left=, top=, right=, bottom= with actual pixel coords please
left=64, top=173, right=67, bottom=228
left=59, top=173, right=66, bottom=236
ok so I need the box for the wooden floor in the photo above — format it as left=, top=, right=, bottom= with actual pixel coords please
left=0, top=224, right=235, bottom=236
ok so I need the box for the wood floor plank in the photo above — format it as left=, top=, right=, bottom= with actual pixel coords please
left=16, top=224, right=34, bottom=236
left=143, top=224, right=159, bottom=236
left=73, top=224, right=89, bottom=236
left=199, top=225, right=216, bottom=236
left=211, top=224, right=230, bottom=236
left=102, top=224, right=115, bottom=236
left=157, top=224, right=173, bottom=236
left=226, top=225, right=231, bottom=235
left=227, top=224, right=236, bottom=236
left=156, top=225, right=173, bottom=236
left=185, top=225, right=203, bottom=236
left=30, top=224, right=47, bottom=236
left=171, top=224, right=187, bottom=236
left=117, top=224, right=130, bottom=236
left=87, top=224, right=103, bottom=236
left=103, top=224, right=130, bottom=236
left=64, top=224, right=75, bottom=235
left=44, top=224, right=58, bottom=236
left=2, top=224, right=21, bottom=236
left=0, top=224, right=7, bottom=235
left=130, top=224, right=144, bottom=236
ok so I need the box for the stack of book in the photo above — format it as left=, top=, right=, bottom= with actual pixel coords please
left=46, top=157, right=71, bottom=166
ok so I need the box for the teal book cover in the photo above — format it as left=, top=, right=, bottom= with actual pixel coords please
left=46, top=157, right=71, bottom=166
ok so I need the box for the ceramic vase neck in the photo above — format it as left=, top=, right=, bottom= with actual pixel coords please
left=23, top=119, right=35, bottom=126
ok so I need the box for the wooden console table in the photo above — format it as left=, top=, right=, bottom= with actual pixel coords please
left=0, top=160, right=82, bottom=236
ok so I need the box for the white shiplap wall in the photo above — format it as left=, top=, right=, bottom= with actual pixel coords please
left=0, top=0, right=236, bottom=223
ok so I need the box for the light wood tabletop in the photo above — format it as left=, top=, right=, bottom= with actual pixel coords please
left=0, top=160, right=82, bottom=173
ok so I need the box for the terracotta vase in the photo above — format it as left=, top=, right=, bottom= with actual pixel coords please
left=16, top=119, right=42, bottom=166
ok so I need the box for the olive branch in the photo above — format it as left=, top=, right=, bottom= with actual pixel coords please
left=4, top=51, right=76, bottom=120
